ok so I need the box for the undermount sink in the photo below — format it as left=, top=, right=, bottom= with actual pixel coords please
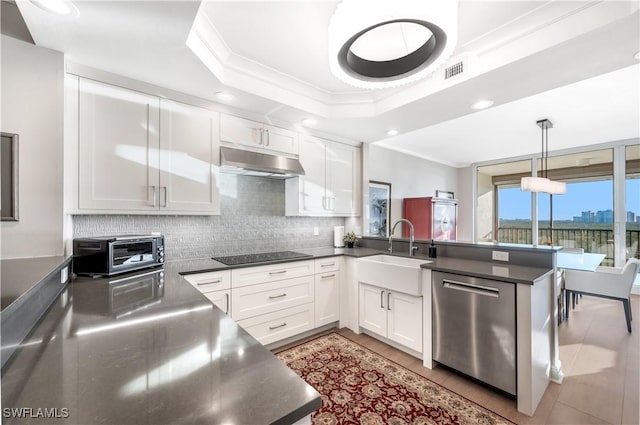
left=357, top=255, right=431, bottom=296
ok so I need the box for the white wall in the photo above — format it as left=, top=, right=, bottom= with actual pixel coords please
left=367, top=145, right=459, bottom=236
left=456, top=166, right=474, bottom=242
left=1, top=36, right=64, bottom=258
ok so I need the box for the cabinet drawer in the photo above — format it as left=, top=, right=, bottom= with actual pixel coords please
left=184, top=270, right=231, bottom=293
left=203, top=289, right=231, bottom=315
left=231, top=260, right=314, bottom=288
left=231, top=275, right=314, bottom=321
left=314, top=257, right=340, bottom=273
left=236, top=303, right=314, bottom=346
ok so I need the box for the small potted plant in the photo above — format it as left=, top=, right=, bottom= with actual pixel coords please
left=343, top=232, right=357, bottom=248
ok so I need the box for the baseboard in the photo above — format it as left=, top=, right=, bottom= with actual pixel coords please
left=359, top=329, right=423, bottom=360
left=266, top=322, right=339, bottom=350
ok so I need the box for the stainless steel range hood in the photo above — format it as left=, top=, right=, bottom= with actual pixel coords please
left=220, top=147, right=305, bottom=178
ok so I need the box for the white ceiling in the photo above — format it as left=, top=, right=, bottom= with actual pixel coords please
left=14, top=0, right=640, bottom=167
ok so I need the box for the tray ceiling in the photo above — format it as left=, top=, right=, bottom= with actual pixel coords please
left=14, top=0, right=640, bottom=166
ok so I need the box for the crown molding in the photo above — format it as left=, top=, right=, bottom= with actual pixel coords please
left=187, top=1, right=637, bottom=119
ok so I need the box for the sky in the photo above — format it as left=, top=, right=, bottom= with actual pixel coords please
left=499, top=178, right=640, bottom=220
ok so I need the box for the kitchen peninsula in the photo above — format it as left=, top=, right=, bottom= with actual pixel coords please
left=1, top=260, right=322, bottom=425
left=2, top=240, right=557, bottom=421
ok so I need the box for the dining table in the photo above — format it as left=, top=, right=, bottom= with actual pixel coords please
left=557, top=252, right=607, bottom=271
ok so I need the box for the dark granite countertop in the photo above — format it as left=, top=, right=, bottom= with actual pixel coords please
left=174, top=246, right=381, bottom=275
left=170, top=247, right=552, bottom=284
left=420, top=257, right=553, bottom=284
left=1, top=256, right=72, bottom=311
left=1, top=266, right=321, bottom=424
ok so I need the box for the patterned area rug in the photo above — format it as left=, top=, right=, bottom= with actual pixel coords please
left=276, top=333, right=514, bottom=425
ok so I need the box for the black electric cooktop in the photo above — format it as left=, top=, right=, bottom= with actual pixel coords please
left=212, top=251, right=312, bottom=266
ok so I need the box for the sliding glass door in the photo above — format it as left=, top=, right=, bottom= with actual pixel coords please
left=626, top=144, right=640, bottom=262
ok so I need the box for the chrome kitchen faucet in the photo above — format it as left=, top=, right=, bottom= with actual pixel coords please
left=388, top=219, right=417, bottom=256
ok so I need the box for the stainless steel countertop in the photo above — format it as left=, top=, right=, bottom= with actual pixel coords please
left=1, top=263, right=321, bottom=424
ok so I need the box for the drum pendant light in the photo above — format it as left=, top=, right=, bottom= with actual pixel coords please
left=521, top=119, right=567, bottom=195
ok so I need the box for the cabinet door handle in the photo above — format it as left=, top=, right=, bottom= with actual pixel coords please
left=197, top=279, right=221, bottom=286
left=258, top=128, right=264, bottom=145
left=380, top=290, right=385, bottom=309
left=387, top=292, right=392, bottom=311
left=225, top=293, right=229, bottom=314
left=320, top=262, right=335, bottom=267
left=265, top=129, right=270, bottom=146
left=269, top=270, right=287, bottom=275
left=161, top=186, right=168, bottom=208
left=150, top=185, right=157, bottom=208
left=321, top=274, right=335, bottom=279
left=268, top=293, right=287, bottom=299
left=269, top=323, right=287, bottom=330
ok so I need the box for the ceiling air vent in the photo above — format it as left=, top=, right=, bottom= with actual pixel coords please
left=444, top=61, right=464, bottom=80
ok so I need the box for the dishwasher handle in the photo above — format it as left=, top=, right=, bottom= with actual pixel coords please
left=442, top=279, right=500, bottom=298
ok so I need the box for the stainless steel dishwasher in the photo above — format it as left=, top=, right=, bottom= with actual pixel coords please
left=432, top=271, right=516, bottom=395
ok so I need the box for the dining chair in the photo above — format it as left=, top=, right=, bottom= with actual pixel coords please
left=564, top=258, right=640, bottom=333
left=557, top=248, right=585, bottom=322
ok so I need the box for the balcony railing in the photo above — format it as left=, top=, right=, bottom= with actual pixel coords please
left=496, top=227, right=640, bottom=267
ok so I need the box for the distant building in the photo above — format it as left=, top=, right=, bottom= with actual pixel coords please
left=627, top=211, right=636, bottom=223
left=595, top=209, right=614, bottom=223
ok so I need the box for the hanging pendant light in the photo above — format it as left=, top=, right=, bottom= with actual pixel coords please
left=521, top=119, right=566, bottom=195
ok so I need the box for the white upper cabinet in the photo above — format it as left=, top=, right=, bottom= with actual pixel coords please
left=326, top=140, right=360, bottom=215
left=220, top=114, right=298, bottom=156
left=78, top=79, right=160, bottom=211
left=73, top=78, right=220, bottom=214
left=159, top=99, right=220, bottom=213
left=298, top=136, right=326, bottom=214
left=286, top=135, right=361, bottom=217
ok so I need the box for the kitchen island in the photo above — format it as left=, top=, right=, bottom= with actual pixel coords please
left=1, top=262, right=321, bottom=424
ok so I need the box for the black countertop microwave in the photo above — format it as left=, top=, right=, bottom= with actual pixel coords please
left=73, top=235, right=165, bottom=277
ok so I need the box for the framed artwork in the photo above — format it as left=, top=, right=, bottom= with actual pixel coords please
left=1, top=132, right=19, bottom=221
left=436, top=190, right=454, bottom=200
left=369, top=181, right=391, bottom=237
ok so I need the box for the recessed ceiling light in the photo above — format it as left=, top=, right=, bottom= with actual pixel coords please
left=634, top=51, right=640, bottom=60
left=215, top=92, right=234, bottom=102
left=302, top=118, right=317, bottom=127
left=30, top=0, right=79, bottom=16
left=386, top=129, right=399, bottom=136
left=472, top=99, right=494, bottom=110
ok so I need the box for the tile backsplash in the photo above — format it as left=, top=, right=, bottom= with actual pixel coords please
left=73, top=175, right=346, bottom=260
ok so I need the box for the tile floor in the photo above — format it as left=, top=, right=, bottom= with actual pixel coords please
left=275, top=294, right=639, bottom=424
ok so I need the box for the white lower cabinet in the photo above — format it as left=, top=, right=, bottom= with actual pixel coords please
left=184, top=270, right=232, bottom=315
left=314, top=259, right=340, bottom=327
left=203, top=290, right=231, bottom=315
left=231, top=260, right=317, bottom=345
left=231, top=276, right=314, bottom=321
left=185, top=257, right=342, bottom=346
left=315, top=273, right=339, bottom=327
left=359, top=283, right=423, bottom=352
left=236, top=304, right=315, bottom=346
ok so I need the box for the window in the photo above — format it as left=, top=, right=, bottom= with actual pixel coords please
left=537, top=149, right=614, bottom=265
left=477, top=160, right=531, bottom=243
